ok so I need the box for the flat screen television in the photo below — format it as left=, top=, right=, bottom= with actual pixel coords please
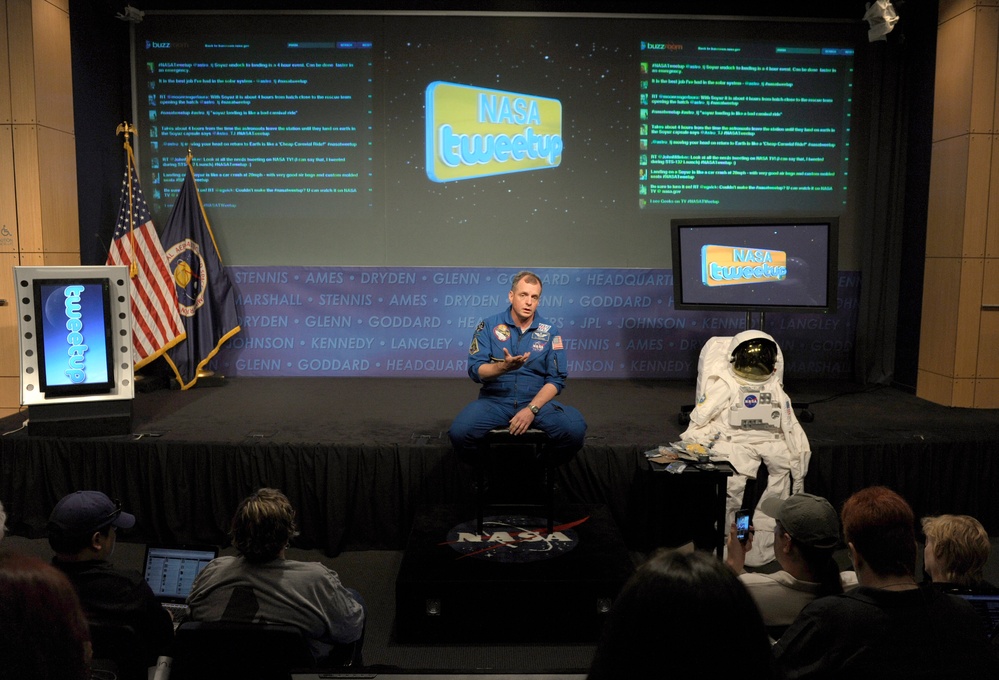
left=33, top=278, right=115, bottom=397
left=14, top=266, right=134, bottom=405
left=670, top=217, right=838, bottom=313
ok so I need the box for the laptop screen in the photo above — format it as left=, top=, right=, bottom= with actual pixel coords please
left=955, top=592, right=999, bottom=640
left=143, top=545, right=218, bottom=603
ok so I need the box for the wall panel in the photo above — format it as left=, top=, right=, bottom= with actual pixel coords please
left=31, top=0, right=71, bottom=133
left=0, top=125, right=15, bottom=253
left=964, top=133, right=992, bottom=256
left=6, top=0, right=35, bottom=124
left=919, top=257, right=963, bottom=376
left=970, top=7, right=999, bottom=133
left=933, top=8, right=976, bottom=141
left=11, top=123, right=40, bottom=251
left=0, top=0, right=11, bottom=124
left=37, top=125, right=78, bottom=253
left=926, top=136, right=970, bottom=258
left=955, top=257, right=986, bottom=377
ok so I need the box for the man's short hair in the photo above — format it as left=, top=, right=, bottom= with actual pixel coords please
left=841, top=486, right=916, bottom=578
left=230, top=488, right=299, bottom=563
left=921, top=514, right=991, bottom=586
left=510, top=270, right=542, bottom=292
left=48, top=524, right=112, bottom=556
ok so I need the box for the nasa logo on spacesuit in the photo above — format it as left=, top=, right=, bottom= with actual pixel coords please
left=442, top=515, right=587, bottom=563
left=744, top=394, right=759, bottom=408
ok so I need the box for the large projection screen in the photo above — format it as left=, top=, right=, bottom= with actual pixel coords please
left=132, top=12, right=863, bottom=268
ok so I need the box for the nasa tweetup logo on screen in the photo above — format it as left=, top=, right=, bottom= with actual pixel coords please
left=425, top=81, right=563, bottom=183
left=700, top=244, right=788, bottom=287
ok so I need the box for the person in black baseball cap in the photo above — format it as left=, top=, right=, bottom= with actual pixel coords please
left=48, top=491, right=173, bottom=672
left=48, top=491, right=136, bottom=556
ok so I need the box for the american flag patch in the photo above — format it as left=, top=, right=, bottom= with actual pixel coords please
left=552, top=336, right=563, bottom=350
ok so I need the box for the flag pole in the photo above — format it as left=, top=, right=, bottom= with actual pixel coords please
left=115, top=121, right=138, bottom=278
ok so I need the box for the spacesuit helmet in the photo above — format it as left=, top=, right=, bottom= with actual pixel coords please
left=731, top=336, right=778, bottom=382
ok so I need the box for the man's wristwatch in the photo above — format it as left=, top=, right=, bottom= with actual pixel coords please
left=529, top=404, right=540, bottom=416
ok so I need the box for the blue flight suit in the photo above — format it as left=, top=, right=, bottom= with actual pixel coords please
left=448, top=306, right=587, bottom=464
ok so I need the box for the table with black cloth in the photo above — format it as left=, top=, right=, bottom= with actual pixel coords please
left=629, top=456, right=735, bottom=557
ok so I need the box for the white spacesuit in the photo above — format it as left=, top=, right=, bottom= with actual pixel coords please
left=681, top=329, right=811, bottom=567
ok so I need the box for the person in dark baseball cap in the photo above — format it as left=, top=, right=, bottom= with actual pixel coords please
left=48, top=491, right=174, bottom=670
left=48, top=491, right=136, bottom=544
left=726, top=492, right=857, bottom=639
left=759, top=493, right=841, bottom=550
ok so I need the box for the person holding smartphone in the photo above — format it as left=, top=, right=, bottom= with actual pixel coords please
left=725, top=493, right=857, bottom=640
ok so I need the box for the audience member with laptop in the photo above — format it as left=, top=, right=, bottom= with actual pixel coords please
left=186, top=487, right=366, bottom=666
left=921, top=513, right=994, bottom=591
left=920, top=513, right=999, bottom=644
left=47, top=490, right=175, bottom=673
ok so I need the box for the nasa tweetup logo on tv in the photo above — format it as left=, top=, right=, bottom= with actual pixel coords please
left=425, top=81, right=563, bottom=183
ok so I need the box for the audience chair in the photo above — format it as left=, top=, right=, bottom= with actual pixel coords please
left=171, top=621, right=316, bottom=680
left=475, top=427, right=563, bottom=535
left=88, top=621, right=149, bottom=680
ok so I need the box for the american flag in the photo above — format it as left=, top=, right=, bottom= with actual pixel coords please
left=108, top=157, right=186, bottom=369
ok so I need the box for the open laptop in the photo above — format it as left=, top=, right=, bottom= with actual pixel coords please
left=142, top=544, right=218, bottom=623
left=955, top=592, right=999, bottom=641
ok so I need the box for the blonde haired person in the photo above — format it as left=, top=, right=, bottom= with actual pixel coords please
left=921, top=514, right=993, bottom=590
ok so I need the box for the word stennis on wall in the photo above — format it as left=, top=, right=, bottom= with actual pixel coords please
left=208, top=266, right=858, bottom=380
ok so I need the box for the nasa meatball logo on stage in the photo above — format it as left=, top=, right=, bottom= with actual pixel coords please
left=442, top=515, right=588, bottom=563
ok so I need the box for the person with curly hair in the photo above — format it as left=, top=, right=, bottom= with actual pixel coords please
left=187, top=488, right=365, bottom=665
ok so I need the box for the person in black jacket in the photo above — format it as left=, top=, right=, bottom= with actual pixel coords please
left=48, top=490, right=174, bottom=671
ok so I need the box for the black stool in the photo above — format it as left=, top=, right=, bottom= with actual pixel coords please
left=475, top=427, right=556, bottom=535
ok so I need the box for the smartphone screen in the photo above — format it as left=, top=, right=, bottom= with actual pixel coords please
left=736, top=510, right=751, bottom=542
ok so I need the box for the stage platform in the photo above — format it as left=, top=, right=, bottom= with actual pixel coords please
left=2, top=378, right=999, bottom=554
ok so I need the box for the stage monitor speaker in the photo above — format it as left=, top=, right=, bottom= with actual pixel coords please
left=28, top=399, right=133, bottom=437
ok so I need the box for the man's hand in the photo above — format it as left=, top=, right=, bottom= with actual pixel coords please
left=508, top=406, right=536, bottom=435
left=499, top=347, right=530, bottom=372
left=724, top=521, right=754, bottom=575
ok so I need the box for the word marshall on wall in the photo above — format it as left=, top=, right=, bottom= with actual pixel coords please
left=425, top=81, right=563, bottom=182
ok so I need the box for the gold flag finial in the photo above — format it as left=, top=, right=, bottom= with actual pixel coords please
left=116, top=121, right=136, bottom=146
left=116, top=122, right=139, bottom=278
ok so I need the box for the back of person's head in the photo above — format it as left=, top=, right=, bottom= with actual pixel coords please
left=588, top=549, right=773, bottom=680
left=230, top=487, right=299, bottom=563
left=47, top=490, right=135, bottom=556
left=761, top=493, right=844, bottom=596
left=841, top=486, right=916, bottom=578
left=921, top=514, right=991, bottom=587
left=0, top=552, right=91, bottom=680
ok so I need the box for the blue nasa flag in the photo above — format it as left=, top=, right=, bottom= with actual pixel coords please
left=160, top=156, right=241, bottom=389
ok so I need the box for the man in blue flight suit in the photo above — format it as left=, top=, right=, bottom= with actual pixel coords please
left=448, top=270, right=587, bottom=464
